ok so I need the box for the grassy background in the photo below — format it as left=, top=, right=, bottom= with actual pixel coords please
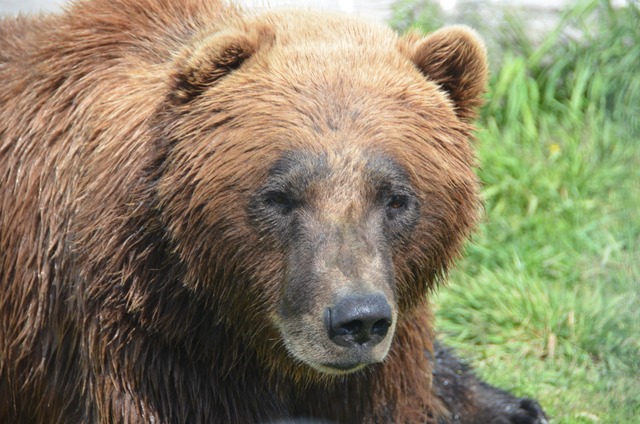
left=392, top=1, right=639, bottom=422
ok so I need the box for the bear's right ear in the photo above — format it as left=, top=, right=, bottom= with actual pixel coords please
left=170, top=28, right=270, bottom=104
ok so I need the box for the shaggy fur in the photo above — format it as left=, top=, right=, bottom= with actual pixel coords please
left=0, top=0, right=545, bottom=422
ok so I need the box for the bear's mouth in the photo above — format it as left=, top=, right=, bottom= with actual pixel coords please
left=310, top=345, right=387, bottom=375
left=275, top=292, right=398, bottom=375
left=313, top=361, right=368, bottom=375
left=276, top=294, right=397, bottom=376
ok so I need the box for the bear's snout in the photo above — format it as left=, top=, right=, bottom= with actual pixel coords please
left=325, top=294, right=392, bottom=348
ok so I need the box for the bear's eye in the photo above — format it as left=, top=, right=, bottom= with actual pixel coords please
left=386, top=195, right=408, bottom=220
left=387, top=196, right=406, bottom=210
left=264, top=191, right=295, bottom=213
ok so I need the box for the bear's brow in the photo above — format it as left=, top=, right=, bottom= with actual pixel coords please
left=265, top=151, right=414, bottom=196
left=268, top=152, right=329, bottom=179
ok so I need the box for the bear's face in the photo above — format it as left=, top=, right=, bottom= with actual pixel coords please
left=159, top=11, right=488, bottom=375
left=248, top=150, right=420, bottom=373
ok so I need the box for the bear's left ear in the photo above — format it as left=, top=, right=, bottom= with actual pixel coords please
left=405, top=26, right=489, bottom=122
left=170, top=27, right=273, bottom=104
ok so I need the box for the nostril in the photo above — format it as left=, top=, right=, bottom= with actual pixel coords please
left=338, top=320, right=363, bottom=336
left=371, top=318, right=390, bottom=337
left=326, top=294, right=393, bottom=347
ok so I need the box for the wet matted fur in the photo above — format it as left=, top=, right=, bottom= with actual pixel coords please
left=0, top=0, right=546, bottom=422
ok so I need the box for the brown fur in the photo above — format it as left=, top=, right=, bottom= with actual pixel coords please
left=0, top=0, right=494, bottom=422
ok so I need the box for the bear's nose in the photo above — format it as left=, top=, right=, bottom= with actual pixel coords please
left=325, top=294, right=392, bottom=347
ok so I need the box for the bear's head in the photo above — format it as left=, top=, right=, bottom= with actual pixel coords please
left=157, top=11, right=488, bottom=377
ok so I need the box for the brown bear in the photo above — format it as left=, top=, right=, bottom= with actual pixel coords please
left=0, top=0, right=547, bottom=422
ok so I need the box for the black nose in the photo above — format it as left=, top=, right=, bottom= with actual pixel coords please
left=325, top=294, right=393, bottom=347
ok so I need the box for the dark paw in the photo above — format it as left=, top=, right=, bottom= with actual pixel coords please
left=508, top=398, right=548, bottom=424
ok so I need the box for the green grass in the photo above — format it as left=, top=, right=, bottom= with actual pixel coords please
left=392, top=1, right=640, bottom=422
